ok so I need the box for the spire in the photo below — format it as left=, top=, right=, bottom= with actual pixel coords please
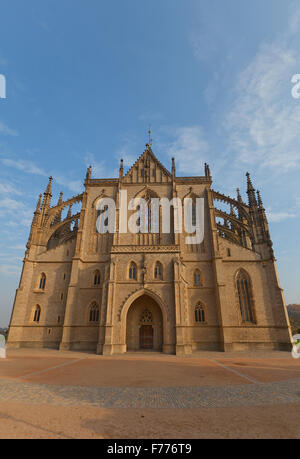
left=236, top=188, right=244, bottom=221
left=53, top=192, right=64, bottom=225
left=172, top=157, right=176, bottom=179
left=45, top=176, right=52, bottom=195
left=32, top=194, right=42, bottom=225
left=237, top=188, right=243, bottom=204
left=41, top=176, right=53, bottom=211
left=246, top=172, right=257, bottom=208
left=119, top=158, right=124, bottom=179
left=256, top=189, right=272, bottom=249
left=67, top=204, right=72, bottom=219
left=85, top=165, right=92, bottom=181
left=257, top=190, right=264, bottom=209
left=36, top=194, right=42, bottom=213
left=146, top=125, right=152, bottom=150
left=230, top=204, right=235, bottom=217
left=57, top=191, right=63, bottom=206
left=204, top=163, right=211, bottom=178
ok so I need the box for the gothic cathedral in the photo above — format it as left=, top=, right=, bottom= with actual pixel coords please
left=7, top=141, right=292, bottom=354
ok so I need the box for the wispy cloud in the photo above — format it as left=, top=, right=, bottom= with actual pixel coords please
left=161, top=125, right=210, bottom=175
left=83, top=151, right=118, bottom=179
left=267, top=210, right=298, bottom=223
left=0, top=196, right=33, bottom=228
left=8, top=245, right=27, bottom=250
left=224, top=42, right=300, bottom=173
left=0, top=122, right=18, bottom=137
left=114, top=134, right=140, bottom=170
left=54, top=174, right=83, bottom=194
left=2, top=158, right=46, bottom=175
left=222, top=1, right=300, bottom=177
left=288, top=0, right=300, bottom=34
left=0, top=263, right=21, bottom=275
left=1, top=158, right=83, bottom=193
left=0, top=197, right=28, bottom=211
left=0, top=182, right=22, bottom=196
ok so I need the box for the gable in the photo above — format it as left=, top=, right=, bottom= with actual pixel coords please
left=123, top=147, right=172, bottom=184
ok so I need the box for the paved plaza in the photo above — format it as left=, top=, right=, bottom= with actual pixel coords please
left=0, top=349, right=300, bottom=438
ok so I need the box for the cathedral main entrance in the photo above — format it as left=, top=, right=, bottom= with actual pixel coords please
left=139, top=325, right=153, bottom=349
left=126, top=294, right=163, bottom=352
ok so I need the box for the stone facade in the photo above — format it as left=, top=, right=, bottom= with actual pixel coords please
left=7, top=143, right=292, bottom=354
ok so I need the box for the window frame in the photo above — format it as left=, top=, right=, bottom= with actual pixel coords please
left=88, top=302, right=100, bottom=324
left=194, top=303, right=207, bottom=324
left=235, top=269, right=256, bottom=325
left=193, top=269, right=202, bottom=287
left=39, top=273, right=46, bottom=290
left=129, top=262, right=137, bottom=280
left=33, top=305, right=41, bottom=323
left=154, top=261, right=163, bottom=280
left=93, top=270, right=101, bottom=286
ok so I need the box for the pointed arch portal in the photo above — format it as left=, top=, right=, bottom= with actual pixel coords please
left=125, top=293, right=163, bottom=352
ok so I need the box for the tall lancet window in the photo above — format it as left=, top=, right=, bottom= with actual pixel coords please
left=129, top=262, right=137, bottom=280
left=39, top=273, right=46, bottom=290
left=93, top=270, right=100, bottom=286
left=154, top=261, right=163, bottom=280
left=193, top=270, right=202, bottom=286
left=135, top=188, right=160, bottom=246
left=236, top=270, right=255, bottom=324
left=89, top=302, right=99, bottom=323
left=195, top=303, right=206, bottom=323
left=96, top=204, right=109, bottom=232
left=136, top=197, right=151, bottom=233
left=33, top=305, right=41, bottom=323
left=192, top=200, right=197, bottom=226
left=145, top=193, right=152, bottom=234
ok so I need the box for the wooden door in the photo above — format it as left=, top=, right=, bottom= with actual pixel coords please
left=139, top=325, right=153, bottom=349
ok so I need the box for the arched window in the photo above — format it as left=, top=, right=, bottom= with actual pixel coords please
left=33, top=305, right=41, bottom=323
left=195, top=303, right=206, bottom=323
left=194, top=270, right=202, bottom=287
left=89, top=302, right=99, bottom=323
left=192, top=200, right=197, bottom=226
left=93, top=270, right=101, bottom=286
left=136, top=205, right=141, bottom=229
left=136, top=202, right=150, bottom=233
left=129, top=262, right=137, bottom=280
left=236, top=270, right=255, bottom=324
left=141, top=190, right=157, bottom=233
left=97, top=204, right=109, bottom=232
left=154, top=262, right=163, bottom=280
left=39, top=273, right=46, bottom=290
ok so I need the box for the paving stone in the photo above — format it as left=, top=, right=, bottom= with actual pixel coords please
left=0, top=377, right=299, bottom=409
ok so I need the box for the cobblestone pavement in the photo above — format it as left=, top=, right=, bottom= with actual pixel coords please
left=0, top=377, right=300, bottom=409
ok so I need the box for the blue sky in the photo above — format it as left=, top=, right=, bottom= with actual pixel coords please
left=0, top=0, right=300, bottom=326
